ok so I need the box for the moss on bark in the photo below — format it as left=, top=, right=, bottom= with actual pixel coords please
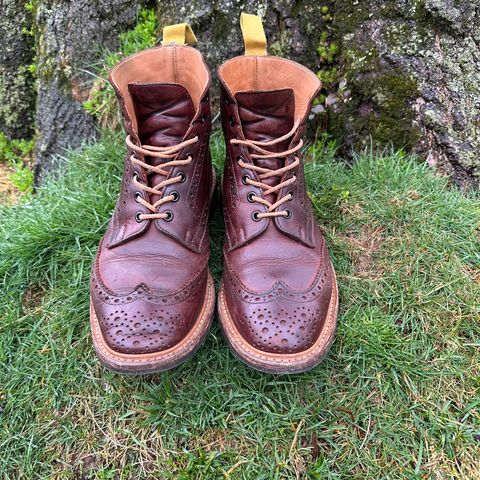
left=0, top=1, right=36, bottom=140
left=332, top=0, right=480, bottom=189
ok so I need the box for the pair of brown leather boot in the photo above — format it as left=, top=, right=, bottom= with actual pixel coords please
left=90, top=14, right=338, bottom=375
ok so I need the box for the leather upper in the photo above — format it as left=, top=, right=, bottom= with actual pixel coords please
left=222, top=236, right=334, bottom=353
left=220, top=85, right=318, bottom=251
left=90, top=46, right=213, bottom=354
left=218, top=57, right=335, bottom=355
left=107, top=82, right=212, bottom=252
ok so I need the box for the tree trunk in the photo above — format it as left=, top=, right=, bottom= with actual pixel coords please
left=2, top=0, right=476, bottom=188
left=0, top=0, right=36, bottom=140
left=157, top=1, right=479, bottom=188
left=331, top=0, right=480, bottom=189
left=33, top=0, right=140, bottom=184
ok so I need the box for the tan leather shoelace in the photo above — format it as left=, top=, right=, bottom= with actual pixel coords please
left=231, top=123, right=303, bottom=219
left=125, top=135, right=198, bottom=221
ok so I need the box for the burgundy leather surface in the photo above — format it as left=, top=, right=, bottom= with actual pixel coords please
left=129, top=83, right=195, bottom=146
left=90, top=62, right=213, bottom=355
left=218, top=76, right=335, bottom=355
left=236, top=89, right=294, bottom=204
left=129, top=83, right=195, bottom=208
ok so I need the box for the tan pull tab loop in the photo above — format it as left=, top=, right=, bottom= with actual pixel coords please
left=240, top=13, right=267, bottom=56
left=162, top=23, right=197, bottom=46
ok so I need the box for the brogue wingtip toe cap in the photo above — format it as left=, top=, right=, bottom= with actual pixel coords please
left=93, top=299, right=196, bottom=354
left=90, top=272, right=209, bottom=355
left=224, top=284, right=333, bottom=355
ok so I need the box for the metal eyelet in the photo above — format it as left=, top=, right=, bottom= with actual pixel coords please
left=177, top=172, right=186, bottom=183
left=171, top=191, right=180, bottom=202
left=200, top=114, right=206, bottom=124
left=133, top=172, right=139, bottom=182
left=242, top=174, right=250, bottom=185
left=251, top=211, right=261, bottom=222
left=285, top=209, right=292, bottom=219
left=229, top=116, right=235, bottom=127
left=247, top=192, right=256, bottom=203
left=164, top=210, right=174, bottom=222
left=236, top=155, right=244, bottom=164
left=288, top=191, right=294, bottom=201
left=134, top=192, right=142, bottom=202
left=135, top=212, right=143, bottom=223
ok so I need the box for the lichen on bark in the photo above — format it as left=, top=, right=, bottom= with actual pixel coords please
left=0, top=1, right=36, bottom=140
left=3, top=0, right=476, bottom=189
left=332, top=0, right=480, bottom=189
left=33, top=0, right=140, bottom=184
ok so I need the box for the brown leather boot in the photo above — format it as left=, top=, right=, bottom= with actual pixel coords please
left=90, top=24, right=215, bottom=374
left=217, top=14, right=339, bottom=374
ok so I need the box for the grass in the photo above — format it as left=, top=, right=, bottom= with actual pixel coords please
left=0, top=129, right=479, bottom=479
left=0, top=132, right=35, bottom=199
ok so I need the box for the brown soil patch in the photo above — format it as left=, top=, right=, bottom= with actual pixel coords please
left=0, top=162, right=21, bottom=203
left=344, top=226, right=384, bottom=278
left=22, top=284, right=46, bottom=314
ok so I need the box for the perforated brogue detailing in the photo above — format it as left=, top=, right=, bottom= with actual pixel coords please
left=119, top=156, right=134, bottom=210
left=217, top=54, right=337, bottom=364
left=222, top=258, right=333, bottom=354
left=239, top=304, right=323, bottom=354
left=91, top=263, right=206, bottom=306
left=91, top=261, right=208, bottom=354
left=90, top=50, right=215, bottom=366
left=99, top=305, right=190, bottom=354
left=187, top=124, right=209, bottom=210
left=223, top=259, right=331, bottom=304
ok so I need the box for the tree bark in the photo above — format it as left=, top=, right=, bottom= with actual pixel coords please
left=331, top=0, right=480, bottom=189
left=157, top=1, right=480, bottom=188
left=2, top=0, right=475, bottom=188
left=33, top=0, right=140, bottom=184
left=0, top=0, right=36, bottom=140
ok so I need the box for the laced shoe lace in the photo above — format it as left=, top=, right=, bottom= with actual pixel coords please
left=125, top=134, right=199, bottom=221
left=231, top=123, right=303, bottom=219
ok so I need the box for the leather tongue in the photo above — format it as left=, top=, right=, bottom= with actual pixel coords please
left=128, top=83, right=195, bottom=205
left=235, top=88, right=295, bottom=203
left=128, top=83, right=195, bottom=146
